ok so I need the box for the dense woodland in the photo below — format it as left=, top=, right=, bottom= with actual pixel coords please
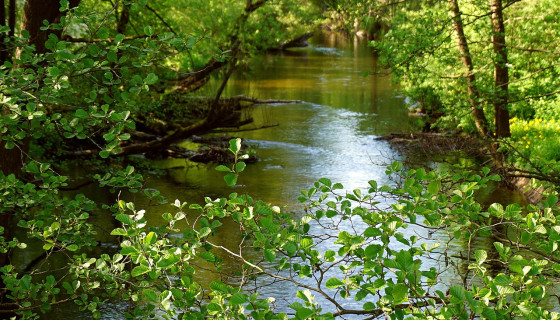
left=2, top=0, right=560, bottom=319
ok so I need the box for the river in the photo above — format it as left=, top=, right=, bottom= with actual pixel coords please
left=47, top=32, right=525, bottom=319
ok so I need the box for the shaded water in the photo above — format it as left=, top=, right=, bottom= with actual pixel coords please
left=46, top=33, right=525, bottom=318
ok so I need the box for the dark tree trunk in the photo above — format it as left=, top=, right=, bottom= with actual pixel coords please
left=117, top=2, right=130, bottom=34
left=448, top=0, right=490, bottom=137
left=0, top=1, right=79, bottom=315
left=0, top=0, right=8, bottom=63
left=0, top=4, right=14, bottom=313
left=19, top=0, right=79, bottom=54
left=3, top=0, right=75, bottom=176
left=491, top=0, right=510, bottom=138
left=8, top=0, right=14, bottom=37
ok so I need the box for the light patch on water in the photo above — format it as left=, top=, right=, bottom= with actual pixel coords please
left=311, top=46, right=344, bottom=56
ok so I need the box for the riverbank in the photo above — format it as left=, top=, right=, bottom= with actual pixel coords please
left=379, top=131, right=552, bottom=205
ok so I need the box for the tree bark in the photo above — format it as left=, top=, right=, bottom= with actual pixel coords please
left=491, top=0, right=510, bottom=138
left=117, top=1, right=130, bottom=35
left=19, top=0, right=79, bottom=54
left=0, top=0, right=5, bottom=63
left=7, top=0, right=13, bottom=37
left=0, top=1, right=79, bottom=315
left=0, top=0, right=14, bottom=63
left=448, top=0, right=490, bottom=137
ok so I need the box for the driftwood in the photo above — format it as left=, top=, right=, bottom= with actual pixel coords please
left=279, top=32, right=314, bottom=50
left=70, top=95, right=300, bottom=158
left=379, top=132, right=486, bottom=162
left=175, top=58, right=226, bottom=91
left=231, top=95, right=302, bottom=104
left=144, top=136, right=258, bottom=164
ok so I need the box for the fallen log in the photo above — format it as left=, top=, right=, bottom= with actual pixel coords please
left=68, top=95, right=300, bottom=158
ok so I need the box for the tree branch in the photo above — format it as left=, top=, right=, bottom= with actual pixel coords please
left=145, top=5, right=177, bottom=35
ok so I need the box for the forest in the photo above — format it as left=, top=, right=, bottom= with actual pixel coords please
left=1, top=0, right=560, bottom=319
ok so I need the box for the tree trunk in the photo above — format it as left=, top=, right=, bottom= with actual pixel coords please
left=448, top=0, right=490, bottom=137
left=0, top=1, right=79, bottom=314
left=7, top=0, right=13, bottom=37
left=0, top=0, right=5, bottom=63
left=491, top=0, right=510, bottom=138
left=0, top=0, right=14, bottom=63
left=19, top=0, right=79, bottom=54
left=117, top=1, right=130, bottom=35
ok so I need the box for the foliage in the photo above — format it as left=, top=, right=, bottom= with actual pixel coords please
left=3, top=0, right=560, bottom=319
left=8, top=142, right=560, bottom=319
left=313, top=0, right=388, bottom=34
left=507, top=117, right=560, bottom=175
left=373, top=0, right=560, bottom=133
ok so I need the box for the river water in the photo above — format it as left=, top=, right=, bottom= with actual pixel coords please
left=48, top=32, right=525, bottom=319
left=154, top=33, right=408, bottom=208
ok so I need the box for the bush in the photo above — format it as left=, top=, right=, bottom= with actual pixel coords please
left=508, top=117, right=560, bottom=173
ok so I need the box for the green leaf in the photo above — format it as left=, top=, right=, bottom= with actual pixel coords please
left=144, top=232, right=157, bottom=245
left=144, top=26, right=154, bottom=36
left=493, top=274, right=511, bottom=286
left=48, top=67, right=61, bottom=77
left=364, top=227, right=381, bottom=237
left=75, top=109, right=88, bottom=119
left=107, top=51, right=117, bottom=63
left=116, top=214, right=134, bottom=226
left=97, top=27, right=110, bottom=39
left=229, top=293, right=248, bottom=305
left=224, top=173, right=237, bottom=186
left=427, top=180, right=440, bottom=194
left=66, top=244, right=79, bottom=251
left=142, top=289, right=158, bottom=303
left=363, top=301, right=375, bottom=311
left=115, top=33, right=125, bottom=43
left=51, top=221, right=60, bottom=231
left=215, top=165, right=232, bottom=172
left=198, top=227, right=211, bottom=238
left=395, top=250, right=413, bottom=271
left=229, top=138, right=241, bottom=154
left=296, top=290, right=314, bottom=304
left=145, top=73, right=158, bottom=85
left=365, top=244, right=381, bottom=259
left=264, top=249, right=276, bottom=262
left=325, top=278, right=344, bottom=289
left=210, top=281, right=228, bottom=293
left=99, top=150, right=110, bottom=158
left=295, top=308, right=314, bottom=319
left=131, top=265, right=149, bottom=277
left=449, top=285, right=465, bottom=300
left=157, top=256, right=179, bottom=269
left=27, top=162, right=39, bottom=173
left=120, top=246, right=138, bottom=255
left=236, top=162, right=246, bottom=172
left=482, top=308, right=496, bottom=320
left=110, top=228, right=127, bottom=236
left=474, top=250, right=487, bottom=265
left=318, top=178, right=332, bottom=187
left=283, top=242, right=297, bottom=256
left=391, top=283, right=408, bottom=302
left=103, top=133, right=116, bottom=141
left=496, top=285, right=515, bottom=295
